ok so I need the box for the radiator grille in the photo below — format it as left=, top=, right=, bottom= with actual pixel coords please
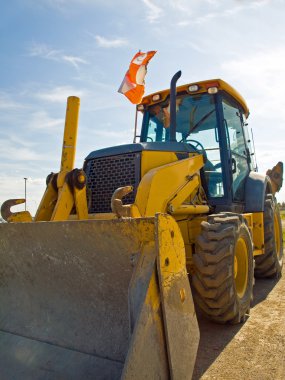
left=85, top=152, right=141, bottom=213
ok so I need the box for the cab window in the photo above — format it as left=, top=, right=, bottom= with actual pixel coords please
left=142, top=93, right=225, bottom=198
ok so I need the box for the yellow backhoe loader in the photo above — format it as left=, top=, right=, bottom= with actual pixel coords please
left=0, top=71, right=283, bottom=379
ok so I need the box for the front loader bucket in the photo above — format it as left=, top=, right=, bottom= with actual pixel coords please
left=0, top=214, right=199, bottom=379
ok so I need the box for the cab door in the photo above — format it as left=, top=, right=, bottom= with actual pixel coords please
left=222, top=97, right=251, bottom=202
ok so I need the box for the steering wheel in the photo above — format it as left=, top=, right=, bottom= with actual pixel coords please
left=184, top=139, right=205, bottom=152
left=181, top=139, right=215, bottom=171
left=180, top=138, right=205, bottom=153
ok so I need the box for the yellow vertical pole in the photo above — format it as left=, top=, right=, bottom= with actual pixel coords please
left=49, top=96, right=81, bottom=221
left=60, top=96, right=80, bottom=172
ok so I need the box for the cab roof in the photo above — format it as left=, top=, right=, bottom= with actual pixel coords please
left=140, top=79, right=249, bottom=118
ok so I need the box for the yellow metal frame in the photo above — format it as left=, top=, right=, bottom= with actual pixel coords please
left=139, top=78, right=249, bottom=118
left=135, top=154, right=205, bottom=217
left=243, top=212, right=264, bottom=256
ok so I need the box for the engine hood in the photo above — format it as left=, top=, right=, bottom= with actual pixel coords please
left=85, top=142, right=198, bottom=161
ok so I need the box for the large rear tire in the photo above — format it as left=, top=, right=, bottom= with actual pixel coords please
left=255, top=195, right=283, bottom=278
left=192, top=213, right=254, bottom=324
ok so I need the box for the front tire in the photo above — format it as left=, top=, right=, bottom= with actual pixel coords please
left=255, top=195, right=283, bottom=278
left=192, top=213, right=254, bottom=324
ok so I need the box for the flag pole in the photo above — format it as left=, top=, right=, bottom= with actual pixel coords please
left=133, top=107, right=138, bottom=143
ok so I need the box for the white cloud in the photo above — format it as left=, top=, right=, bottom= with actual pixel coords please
left=205, top=0, right=219, bottom=5
left=221, top=47, right=285, bottom=195
left=196, top=1, right=270, bottom=24
left=221, top=48, right=285, bottom=80
left=0, top=92, right=27, bottom=110
left=186, top=41, right=207, bottom=54
left=141, top=0, right=164, bottom=23
left=44, top=0, right=102, bottom=5
left=33, top=0, right=103, bottom=11
left=95, top=35, right=129, bottom=48
left=220, top=47, right=285, bottom=121
left=155, top=0, right=272, bottom=26
left=29, top=43, right=59, bottom=59
left=28, top=111, right=64, bottom=131
left=92, top=128, right=133, bottom=139
left=28, top=43, right=88, bottom=69
left=249, top=0, right=271, bottom=9
left=62, top=55, right=88, bottom=69
left=36, top=86, right=87, bottom=102
left=177, top=20, right=190, bottom=27
left=0, top=138, right=41, bottom=161
left=169, top=0, right=191, bottom=13
left=2, top=133, right=36, bottom=149
left=194, top=6, right=244, bottom=24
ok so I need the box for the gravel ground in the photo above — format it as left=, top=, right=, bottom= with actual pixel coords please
left=193, top=255, right=285, bottom=379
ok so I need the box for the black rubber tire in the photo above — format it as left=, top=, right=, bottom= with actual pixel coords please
left=255, top=195, right=283, bottom=278
left=192, top=213, right=254, bottom=324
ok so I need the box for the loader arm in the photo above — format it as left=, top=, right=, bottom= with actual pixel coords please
left=135, top=153, right=207, bottom=216
left=112, top=153, right=209, bottom=218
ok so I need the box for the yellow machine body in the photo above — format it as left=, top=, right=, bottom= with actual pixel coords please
left=0, top=77, right=283, bottom=379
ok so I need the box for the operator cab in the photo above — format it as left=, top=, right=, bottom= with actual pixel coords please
left=139, top=79, right=255, bottom=210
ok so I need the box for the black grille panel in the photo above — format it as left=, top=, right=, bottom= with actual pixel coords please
left=85, top=152, right=141, bottom=213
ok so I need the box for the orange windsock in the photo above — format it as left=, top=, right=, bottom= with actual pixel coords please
left=118, top=51, right=156, bottom=104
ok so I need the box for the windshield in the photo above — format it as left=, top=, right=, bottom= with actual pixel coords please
left=142, top=93, right=225, bottom=198
left=143, top=93, right=217, bottom=140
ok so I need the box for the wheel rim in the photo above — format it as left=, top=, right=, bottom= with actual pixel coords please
left=234, top=237, right=248, bottom=298
left=274, top=211, right=281, bottom=259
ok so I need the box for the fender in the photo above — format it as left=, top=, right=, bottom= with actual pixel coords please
left=244, top=171, right=272, bottom=212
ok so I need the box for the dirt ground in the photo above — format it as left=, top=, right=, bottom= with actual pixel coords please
left=192, top=252, right=285, bottom=379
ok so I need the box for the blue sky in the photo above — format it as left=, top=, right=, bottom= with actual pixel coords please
left=1, top=0, right=285, bottom=215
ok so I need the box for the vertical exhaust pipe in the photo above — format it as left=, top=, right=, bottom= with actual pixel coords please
left=169, top=70, right=182, bottom=142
